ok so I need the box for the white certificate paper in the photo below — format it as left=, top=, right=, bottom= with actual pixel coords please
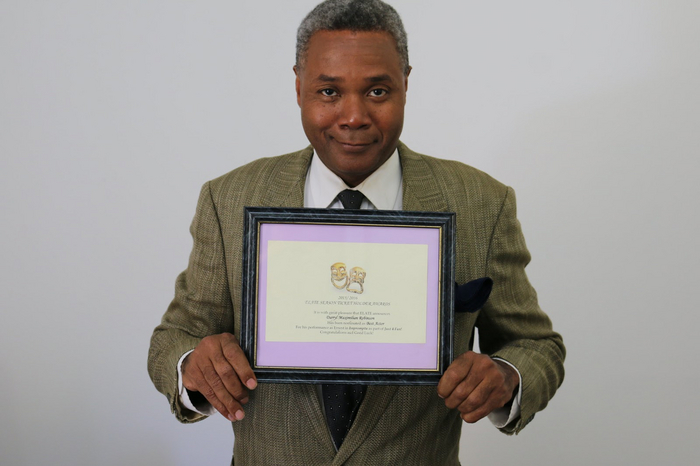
left=264, top=240, right=429, bottom=344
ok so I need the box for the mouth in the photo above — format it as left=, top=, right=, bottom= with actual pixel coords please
left=333, top=139, right=373, bottom=153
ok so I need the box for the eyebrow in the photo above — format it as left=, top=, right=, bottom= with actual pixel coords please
left=366, top=74, right=393, bottom=83
left=317, top=74, right=340, bottom=82
left=315, top=74, right=394, bottom=83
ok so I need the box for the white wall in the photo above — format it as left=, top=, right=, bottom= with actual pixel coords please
left=1, top=1, right=698, bottom=465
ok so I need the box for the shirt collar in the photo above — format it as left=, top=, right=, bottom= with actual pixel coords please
left=305, top=148, right=402, bottom=209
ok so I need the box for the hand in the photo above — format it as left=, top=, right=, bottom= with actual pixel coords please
left=437, top=351, right=519, bottom=423
left=181, top=333, right=257, bottom=422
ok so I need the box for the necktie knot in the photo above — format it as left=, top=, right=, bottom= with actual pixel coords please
left=337, top=189, right=365, bottom=209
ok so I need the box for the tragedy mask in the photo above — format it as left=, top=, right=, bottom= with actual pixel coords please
left=346, top=267, right=366, bottom=294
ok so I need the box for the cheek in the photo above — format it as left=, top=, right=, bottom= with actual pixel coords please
left=313, top=111, right=333, bottom=128
left=302, top=102, right=335, bottom=130
left=392, top=106, right=405, bottom=129
left=301, top=112, right=329, bottom=144
left=375, top=105, right=404, bottom=132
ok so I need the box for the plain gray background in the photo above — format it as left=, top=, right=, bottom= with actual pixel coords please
left=1, top=1, right=698, bottom=464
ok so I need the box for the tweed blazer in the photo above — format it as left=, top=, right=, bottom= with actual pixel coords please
left=148, top=142, right=565, bottom=465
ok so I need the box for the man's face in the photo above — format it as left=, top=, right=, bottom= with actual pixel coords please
left=295, top=30, right=409, bottom=187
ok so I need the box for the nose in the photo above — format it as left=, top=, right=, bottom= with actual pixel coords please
left=338, top=95, right=371, bottom=129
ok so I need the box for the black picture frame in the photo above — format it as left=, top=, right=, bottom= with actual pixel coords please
left=240, top=207, right=455, bottom=385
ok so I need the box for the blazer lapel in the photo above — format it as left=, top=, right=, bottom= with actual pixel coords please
left=248, top=146, right=336, bottom=450
left=277, top=147, right=336, bottom=448
left=296, top=385, right=338, bottom=458
left=263, top=146, right=313, bottom=208
left=398, top=142, right=450, bottom=213
left=331, top=385, right=400, bottom=465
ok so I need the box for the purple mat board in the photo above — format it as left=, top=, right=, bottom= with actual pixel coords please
left=255, top=222, right=441, bottom=370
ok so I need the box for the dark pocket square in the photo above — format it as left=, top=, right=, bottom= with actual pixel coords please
left=454, top=277, right=493, bottom=313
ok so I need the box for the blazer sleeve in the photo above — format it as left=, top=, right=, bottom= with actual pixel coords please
left=477, top=186, right=566, bottom=434
left=147, top=181, right=234, bottom=423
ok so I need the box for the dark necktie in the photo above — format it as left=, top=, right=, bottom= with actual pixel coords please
left=336, top=189, right=365, bottom=209
left=322, top=188, right=367, bottom=449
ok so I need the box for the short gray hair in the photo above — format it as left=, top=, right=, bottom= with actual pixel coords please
left=296, top=0, right=409, bottom=75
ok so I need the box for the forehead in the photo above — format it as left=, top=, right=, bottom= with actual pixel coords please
left=302, top=30, right=403, bottom=77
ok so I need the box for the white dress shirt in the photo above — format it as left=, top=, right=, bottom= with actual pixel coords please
left=177, top=148, right=522, bottom=428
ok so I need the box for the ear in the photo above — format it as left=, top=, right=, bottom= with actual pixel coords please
left=293, top=65, right=301, bottom=107
left=404, top=66, right=412, bottom=93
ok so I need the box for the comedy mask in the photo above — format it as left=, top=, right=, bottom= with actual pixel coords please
left=330, top=262, right=348, bottom=289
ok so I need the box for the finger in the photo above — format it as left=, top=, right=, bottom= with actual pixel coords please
left=443, top=372, right=481, bottom=410
left=437, top=352, right=475, bottom=399
left=201, top=360, right=246, bottom=421
left=211, top=347, right=249, bottom=402
left=458, top=380, right=497, bottom=424
left=186, top=363, right=236, bottom=421
left=220, top=335, right=257, bottom=391
left=196, top=349, right=244, bottom=418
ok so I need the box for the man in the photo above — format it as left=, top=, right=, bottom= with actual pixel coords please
left=148, top=1, right=565, bottom=464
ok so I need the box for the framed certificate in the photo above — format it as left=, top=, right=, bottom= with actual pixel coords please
left=240, top=207, right=455, bottom=385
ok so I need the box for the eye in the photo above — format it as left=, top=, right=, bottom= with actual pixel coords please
left=320, top=88, right=338, bottom=97
left=369, top=89, right=388, bottom=97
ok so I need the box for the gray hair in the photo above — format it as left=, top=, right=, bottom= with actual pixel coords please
left=296, top=0, right=409, bottom=75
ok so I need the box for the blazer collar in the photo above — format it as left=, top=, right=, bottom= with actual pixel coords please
left=270, top=142, right=449, bottom=213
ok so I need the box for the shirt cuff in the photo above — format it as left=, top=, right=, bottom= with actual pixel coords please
left=177, top=350, right=218, bottom=417
left=487, top=358, right=523, bottom=428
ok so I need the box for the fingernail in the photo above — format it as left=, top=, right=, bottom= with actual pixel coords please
left=235, top=410, right=245, bottom=420
left=240, top=397, right=249, bottom=405
left=246, top=379, right=257, bottom=390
